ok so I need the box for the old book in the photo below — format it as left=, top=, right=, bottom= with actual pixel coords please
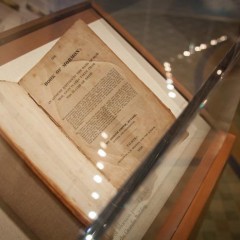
left=0, top=19, right=175, bottom=225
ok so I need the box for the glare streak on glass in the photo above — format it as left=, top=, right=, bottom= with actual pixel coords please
left=199, top=99, right=208, bottom=109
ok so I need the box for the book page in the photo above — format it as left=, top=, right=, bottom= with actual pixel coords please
left=20, top=20, right=175, bottom=188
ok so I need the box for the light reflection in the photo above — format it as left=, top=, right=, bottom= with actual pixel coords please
left=166, top=78, right=173, bottom=84
left=195, top=46, right=201, bottom=52
left=219, top=35, right=227, bottom=42
left=217, top=69, right=222, bottom=75
left=98, top=149, right=107, bottom=157
left=93, top=175, right=102, bottom=183
left=183, top=51, right=190, bottom=56
left=101, top=132, right=108, bottom=139
left=167, top=84, right=174, bottom=90
left=96, top=162, right=105, bottom=170
left=164, top=66, right=172, bottom=72
left=100, top=141, right=107, bottom=149
left=164, top=62, right=170, bottom=68
left=91, top=192, right=100, bottom=200
left=177, top=54, right=183, bottom=59
left=189, top=43, right=195, bottom=54
left=163, top=61, right=176, bottom=98
left=200, top=99, right=208, bottom=109
left=88, top=211, right=97, bottom=220
left=166, top=72, right=172, bottom=78
left=200, top=43, right=207, bottom=50
left=85, top=234, right=93, bottom=240
left=210, top=39, right=217, bottom=46
left=168, top=92, right=176, bottom=98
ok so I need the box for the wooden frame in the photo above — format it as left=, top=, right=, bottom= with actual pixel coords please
left=0, top=2, right=235, bottom=239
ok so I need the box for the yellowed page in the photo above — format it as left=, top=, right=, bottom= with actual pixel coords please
left=20, top=20, right=174, bottom=188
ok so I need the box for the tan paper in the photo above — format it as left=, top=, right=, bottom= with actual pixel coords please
left=20, top=20, right=174, bottom=188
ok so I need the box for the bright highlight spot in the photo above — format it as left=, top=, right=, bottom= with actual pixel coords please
left=166, top=72, right=172, bottom=78
left=167, top=84, right=174, bottom=90
left=91, top=192, right=100, bottom=200
left=210, top=39, right=217, bottom=45
left=96, top=162, right=105, bottom=170
left=183, top=51, right=190, bottom=56
left=200, top=44, right=207, bottom=50
left=195, top=46, right=201, bottom=51
left=164, top=62, right=170, bottom=68
left=101, top=132, right=108, bottom=139
left=93, top=175, right=102, bottom=183
left=219, top=35, right=227, bottom=41
left=164, top=66, right=172, bottom=72
left=168, top=91, right=176, bottom=98
left=217, top=69, right=222, bottom=75
left=98, top=149, right=107, bottom=157
left=166, top=78, right=173, bottom=84
left=200, top=99, right=208, bottom=109
left=100, top=141, right=107, bottom=149
left=85, top=234, right=93, bottom=240
left=88, top=211, right=97, bottom=220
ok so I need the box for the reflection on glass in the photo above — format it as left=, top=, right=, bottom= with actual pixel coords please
left=96, top=162, right=105, bottom=170
left=195, top=46, right=201, bottom=51
left=219, top=35, right=227, bottom=42
left=164, top=62, right=171, bottom=71
left=85, top=234, right=93, bottom=240
left=163, top=62, right=170, bottom=67
left=100, top=141, right=107, bottom=149
left=210, top=39, right=217, bottom=45
left=166, top=72, right=172, bottom=78
left=101, top=132, right=108, bottom=139
left=91, top=192, right=100, bottom=200
left=200, top=43, right=207, bottom=50
left=200, top=99, right=208, bottom=109
left=177, top=54, right=183, bottom=59
left=88, top=211, right=97, bottom=220
left=93, top=175, right=102, bottom=183
left=97, top=149, right=107, bottom=157
left=167, top=83, right=174, bottom=90
left=183, top=50, right=190, bottom=56
left=168, top=91, right=176, bottom=98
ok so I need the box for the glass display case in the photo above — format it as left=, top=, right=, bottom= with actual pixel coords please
left=0, top=1, right=239, bottom=240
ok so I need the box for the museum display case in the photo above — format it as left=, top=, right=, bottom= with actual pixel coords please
left=0, top=1, right=239, bottom=239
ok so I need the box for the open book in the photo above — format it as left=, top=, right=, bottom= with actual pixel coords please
left=0, top=20, right=175, bottom=224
